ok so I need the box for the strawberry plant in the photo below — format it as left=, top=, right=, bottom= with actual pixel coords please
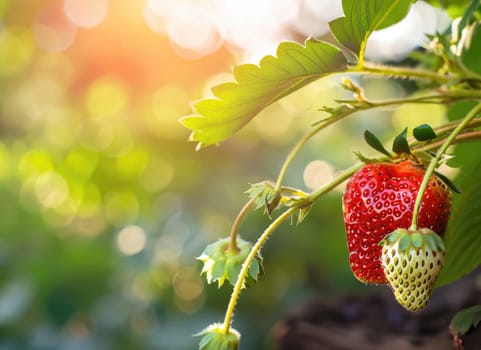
left=180, top=0, right=481, bottom=348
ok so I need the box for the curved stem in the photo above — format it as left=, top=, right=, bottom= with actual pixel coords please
left=227, top=197, right=256, bottom=252
left=219, top=125, right=481, bottom=336
left=308, top=162, right=365, bottom=202
left=274, top=117, right=342, bottom=191
left=410, top=103, right=481, bottom=230
left=274, top=91, right=481, bottom=193
left=222, top=206, right=298, bottom=334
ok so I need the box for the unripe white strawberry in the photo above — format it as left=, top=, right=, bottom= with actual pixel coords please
left=380, top=228, right=445, bottom=312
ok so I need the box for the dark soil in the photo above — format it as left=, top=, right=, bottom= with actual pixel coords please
left=272, top=269, right=481, bottom=350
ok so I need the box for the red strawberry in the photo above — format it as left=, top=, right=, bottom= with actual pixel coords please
left=342, top=160, right=451, bottom=284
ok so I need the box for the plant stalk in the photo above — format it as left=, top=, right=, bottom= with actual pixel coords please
left=222, top=206, right=298, bottom=334
left=227, top=197, right=256, bottom=252
left=348, top=62, right=452, bottom=83
left=220, top=124, right=481, bottom=336
left=274, top=91, right=481, bottom=193
left=410, top=103, right=481, bottom=230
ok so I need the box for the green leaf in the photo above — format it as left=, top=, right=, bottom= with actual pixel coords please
left=447, top=101, right=477, bottom=121
left=450, top=305, right=481, bottom=336
left=329, top=0, right=413, bottom=59
left=353, top=150, right=378, bottom=163
left=226, top=261, right=241, bottom=285
left=460, top=23, right=481, bottom=76
left=297, top=204, right=313, bottom=225
left=413, top=124, right=436, bottom=141
left=364, top=130, right=392, bottom=157
left=456, top=0, right=480, bottom=41
left=436, top=141, right=481, bottom=286
left=246, top=181, right=279, bottom=213
left=425, top=0, right=472, bottom=16
left=392, top=127, right=411, bottom=154
left=180, top=39, right=347, bottom=148
left=198, top=237, right=260, bottom=288
left=248, top=255, right=264, bottom=282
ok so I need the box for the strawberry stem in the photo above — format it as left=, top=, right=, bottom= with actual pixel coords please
left=410, top=103, right=481, bottom=230
left=222, top=207, right=297, bottom=334
left=227, top=197, right=256, bottom=253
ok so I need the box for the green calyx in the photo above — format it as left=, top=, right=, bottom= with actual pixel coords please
left=379, top=228, right=446, bottom=253
left=197, top=323, right=240, bottom=350
left=197, top=237, right=263, bottom=288
left=363, top=124, right=439, bottom=162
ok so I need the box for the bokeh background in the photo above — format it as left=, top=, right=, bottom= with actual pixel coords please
left=0, top=1, right=457, bottom=349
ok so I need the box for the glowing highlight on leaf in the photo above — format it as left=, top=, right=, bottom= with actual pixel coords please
left=180, top=39, right=347, bottom=149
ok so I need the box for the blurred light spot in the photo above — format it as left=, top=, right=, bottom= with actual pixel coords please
left=140, top=156, right=174, bottom=193
left=202, top=73, right=235, bottom=98
left=362, top=78, right=404, bottom=101
left=33, top=3, right=77, bottom=52
left=117, top=225, right=146, bottom=256
left=76, top=183, right=102, bottom=217
left=63, top=146, right=98, bottom=181
left=89, top=123, right=114, bottom=150
left=172, top=268, right=204, bottom=314
left=115, top=147, right=149, bottom=180
left=4, top=75, right=68, bottom=135
left=216, top=0, right=294, bottom=59
left=0, top=280, right=32, bottom=325
left=292, top=0, right=343, bottom=37
left=33, top=52, right=75, bottom=87
left=277, top=77, right=346, bottom=128
left=151, top=270, right=169, bottom=290
left=35, top=171, right=69, bottom=208
left=83, top=122, right=133, bottom=155
left=103, top=126, right=134, bottom=156
left=167, top=5, right=223, bottom=58
left=392, top=97, right=446, bottom=131
left=253, top=103, right=293, bottom=145
left=155, top=192, right=183, bottom=219
left=44, top=111, right=80, bottom=150
left=0, top=26, right=35, bottom=77
left=42, top=198, right=77, bottom=228
left=148, top=0, right=180, bottom=17
left=71, top=213, right=106, bottom=237
left=0, top=143, right=11, bottom=181
left=93, top=296, right=128, bottom=329
left=64, top=319, right=90, bottom=339
left=131, top=276, right=155, bottom=303
left=63, top=0, right=109, bottom=28
left=201, top=214, right=231, bottom=239
left=303, top=160, right=335, bottom=191
left=106, top=191, right=139, bottom=225
left=152, top=218, right=188, bottom=266
left=0, top=0, right=8, bottom=19
left=85, top=77, right=128, bottom=118
left=366, top=2, right=450, bottom=61
left=19, top=178, right=39, bottom=213
left=143, top=2, right=168, bottom=35
left=150, top=85, right=190, bottom=139
left=130, top=313, right=153, bottom=336
left=18, top=149, right=53, bottom=180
